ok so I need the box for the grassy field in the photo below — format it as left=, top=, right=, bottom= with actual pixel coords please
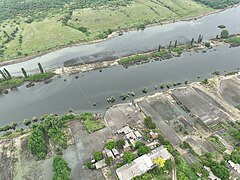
left=0, top=0, right=214, bottom=62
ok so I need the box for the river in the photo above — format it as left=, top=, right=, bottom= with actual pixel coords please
left=1, top=5, right=240, bottom=76
left=0, top=44, right=240, bottom=125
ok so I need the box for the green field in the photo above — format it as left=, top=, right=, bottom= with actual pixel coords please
left=0, top=0, right=219, bottom=62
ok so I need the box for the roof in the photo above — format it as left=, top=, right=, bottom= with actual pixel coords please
left=116, top=146, right=171, bottom=180
left=125, top=132, right=137, bottom=140
left=116, top=155, right=153, bottom=180
left=118, top=126, right=132, bottom=134
left=228, top=160, right=240, bottom=174
left=95, top=159, right=106, bottom=169
left=150, top=132, right=158, bottom=139
left=112, top=148, right=119, bottom=156
left=105, top=149, right=114, bottom=159
left=134, top=131, right=142, bottom=139
left=148, top=146, right=172, bottom=161
left=129, top=139, right=137, bottom=147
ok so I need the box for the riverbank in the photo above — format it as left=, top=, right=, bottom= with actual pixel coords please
left=1, top=4, right=239, bottom=68
left=0, top=72, right=54, bottom=94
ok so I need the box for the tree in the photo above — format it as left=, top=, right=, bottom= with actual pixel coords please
left=21, top=67, right=28, bottom=78
left=144, top=116, right=156, bottom=129
left=38, top=63, right=44, bottom=74
left=105, top=140, right=115, bottom=150
left=134, top=141, right=145, bottom=149
left=0, top=69, right=7, bottom=80
left=137, top=145, right=151, bottom=156
left=115, top=139, right=125, bottom=149
left=93, top=151, right=103, bottom=161
left=28, top=127, right=47, bottom=159
left=123, top=151, right=137, bottom=164
left=53, top=155, right=71, bottom=180
left=153, top=157, right=165, bottom=168
left=23, top=118, right=31, bottom=126
left=221, top=29, right=229, bottom=39
left=3, top=68, right=11, bottom=79
left=105, top=157, right=113, bottom=166
left=177, top=171, right=189, bottom=180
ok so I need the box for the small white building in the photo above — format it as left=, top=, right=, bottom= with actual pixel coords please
left=129, top=139, right=137, bottom=147
left=229, top=160, right=240, bottom=174
left=105, top=149, right=115, bottom=159
left=123, top=140, right=131, bottom=151
left=118, top=126, right=132, bottom=135
left=125, top=132, right=137, bottom=140
left=134, top=131, right=143, bottom=140
left=95, top=159, right=106, bottom=170
left=112, top=148, right=120, bottom=157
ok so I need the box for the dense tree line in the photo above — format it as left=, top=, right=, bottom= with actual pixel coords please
left=0, top=0, right=132, bottom=22
left=193, top=0, right=240, bottom=9
left=28, top=113, right=76, bottom=159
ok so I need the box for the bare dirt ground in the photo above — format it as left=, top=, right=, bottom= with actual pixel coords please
left=219, top=76, right=240, bottom=106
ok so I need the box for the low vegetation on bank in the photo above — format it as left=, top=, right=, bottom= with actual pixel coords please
left=225, top=35, right=240, bottom=46
left=118, top=44, right=194, bottom=66
left=0, top=63, right=54, bottom=93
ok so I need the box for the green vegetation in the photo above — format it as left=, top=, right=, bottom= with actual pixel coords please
left=79, top=113, right=105, bottom=133
left=0, top=0, right=212, bottom=62
left=25, top=72, right=54, bottom=82
left=236, top=104, right=240, bottom=110
left=115, top=139, right=125, bottom=150
left=203, top=158, right=230, bottom=180
left=137, top=145, right=151, bottom=156
left=201, top=78, right=209, bottom=85
left=28, top=127, right=47, bottom=159
left=0, top=122, right=18, bottom=132
left=0, top=77, right=24, bottom=91
left=119, top=54, right=149, bottom=65
left=193, top=0, right=240, bottom=9
left=23, top=119, right=31, bottom=126
left=225, top=35, right=240, bottom=45
left=220, top=29, right=229, bottom=39
left=144, top=116, right=156, bottom=129
left=53, top=155, right=71, bottom=180
left=123, top=151, right=137, bottom=164
left=225, top=148, right=240, bottom=164
left=142, top=87, right=148, bottom=94
left=28, top=113, right=76, bottom=158
left=93, top=151, right=104, bottom=161
left=0, top=71, right=54, bottom=92
left=105, top=140, right=115, bottom=150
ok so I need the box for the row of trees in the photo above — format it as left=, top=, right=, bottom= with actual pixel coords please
left=0, top=63, right=44, bottom=80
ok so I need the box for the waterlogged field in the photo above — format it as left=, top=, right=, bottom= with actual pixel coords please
left=0, top=0, right=212, bottom=62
